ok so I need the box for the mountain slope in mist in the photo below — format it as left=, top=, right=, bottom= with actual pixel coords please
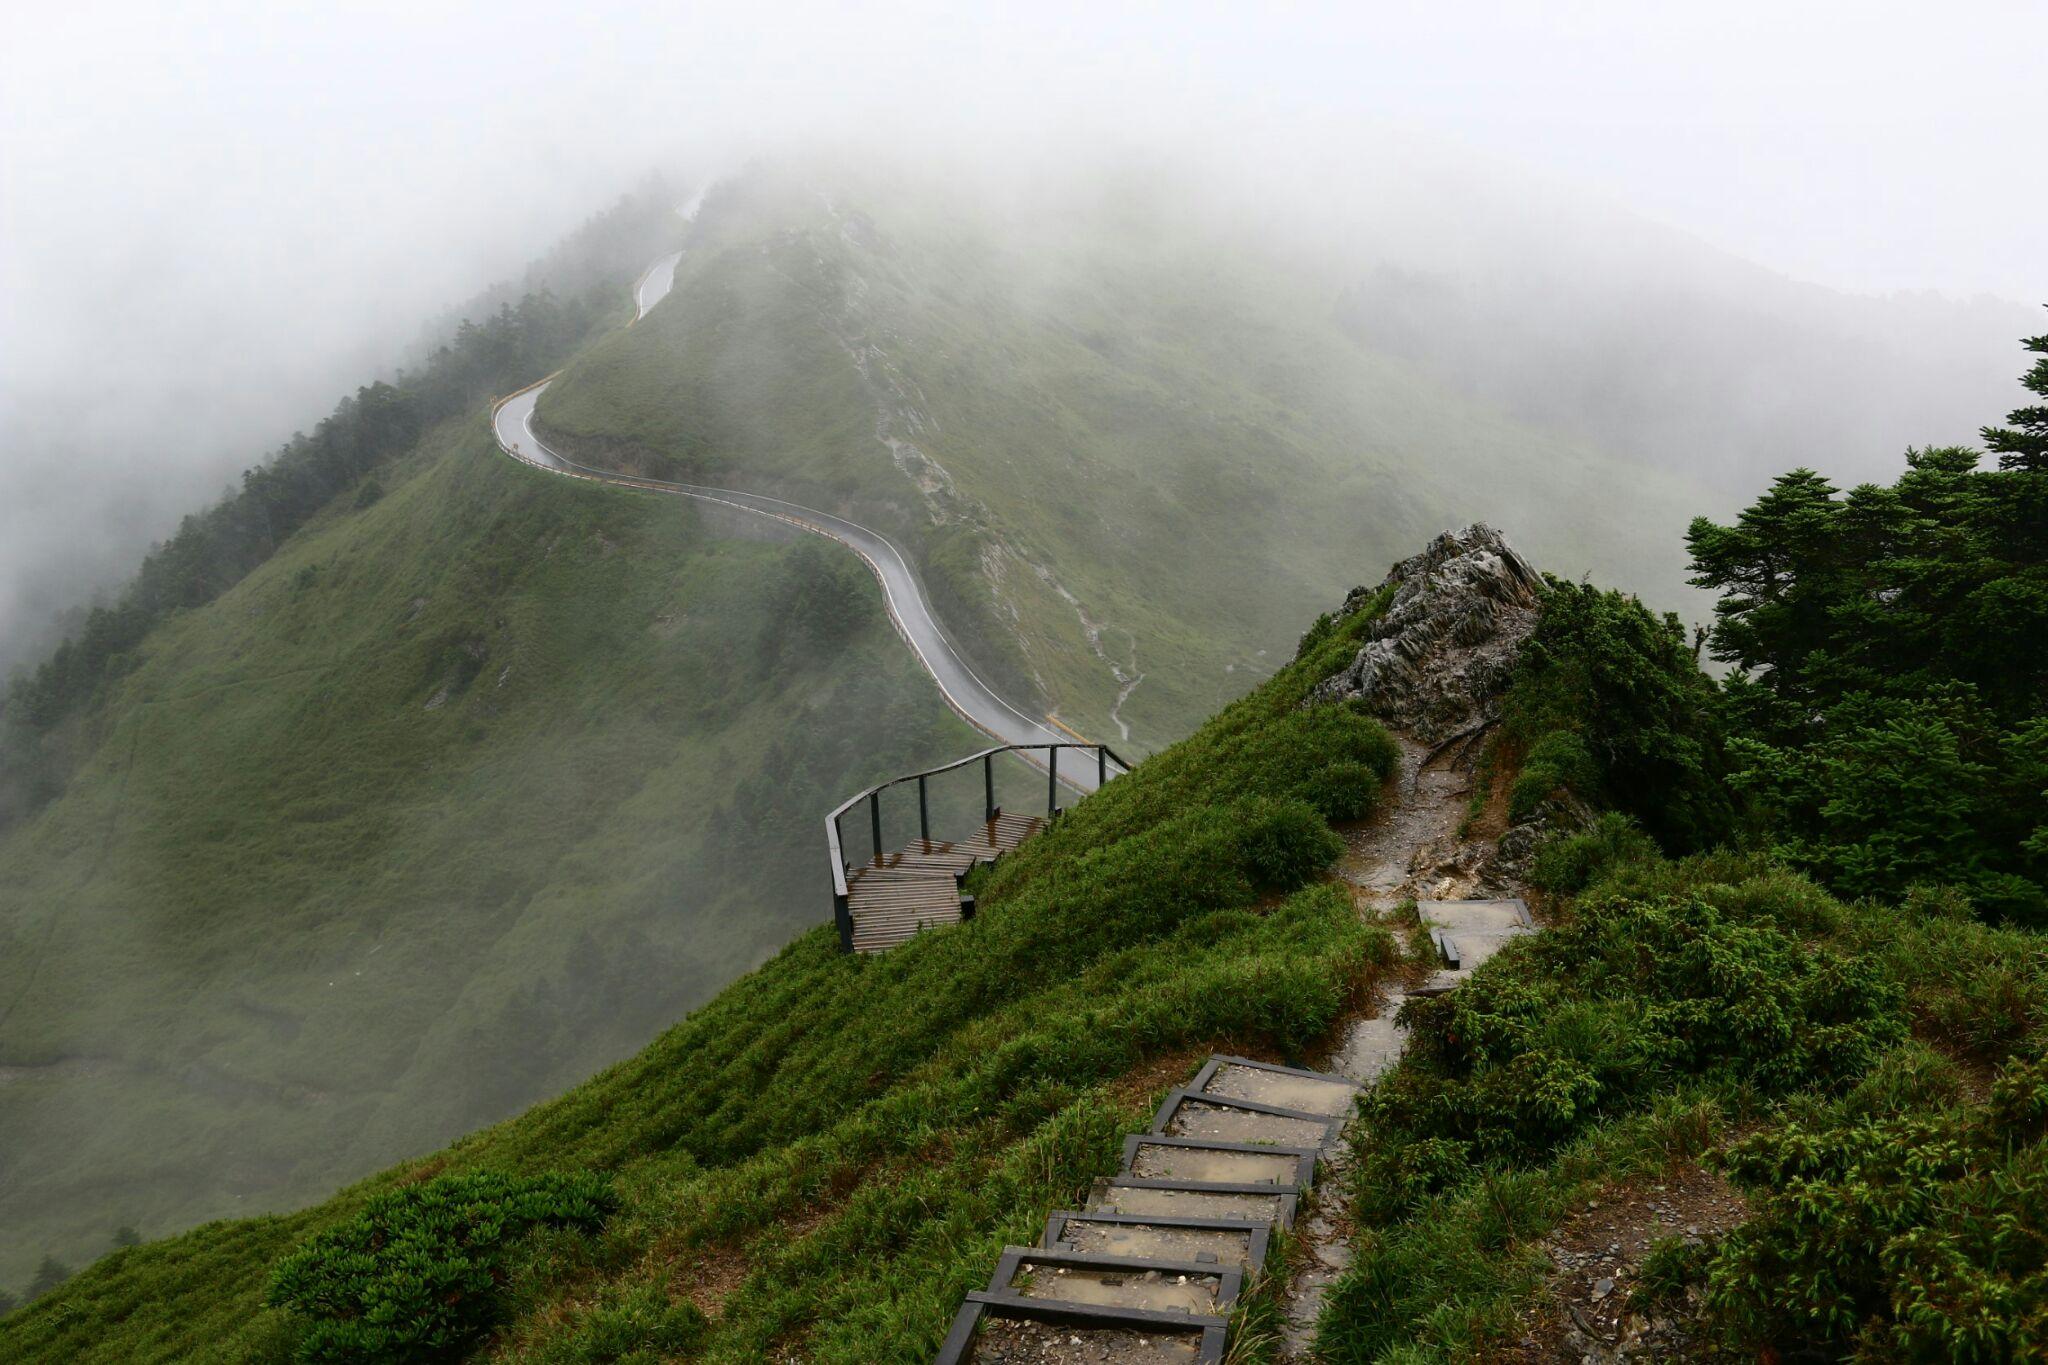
left=532, top=155, right=2033, bottom=750
left=0, top=412, right=980, bottom=1291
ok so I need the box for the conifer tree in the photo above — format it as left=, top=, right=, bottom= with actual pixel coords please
left=25, top=1255, right=71, bottom=1301
left=1983, top=312, right=2048, bottom=472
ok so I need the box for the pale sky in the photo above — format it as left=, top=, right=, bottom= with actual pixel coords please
left=0, top=0, right=2041, bottom=660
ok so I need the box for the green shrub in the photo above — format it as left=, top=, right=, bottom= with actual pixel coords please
left=1235, top=797, right=1345, bottom=889
left=267, top=1170, right=615, bottom=1364
left=1363, top=891, right=1901, bottom=1171
left=1305, top=759, right=1385, bottom=822
left=1295, top=610, right=1338, bottom=660
left=1498, top=577, right=1734, bottom=852
left=1528, top=811, right=1657, bottom=892
left=1351, top=1136, right=1475, bottom=1225
left=1508, top=729, right=1598, bottom=824
left=1705, top=1052, right=2048, bottom=1358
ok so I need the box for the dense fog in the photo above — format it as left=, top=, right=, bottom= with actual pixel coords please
left=3, top=1, right=2043, bottom=679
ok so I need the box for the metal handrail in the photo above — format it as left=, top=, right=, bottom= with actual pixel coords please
left=826, top=742, right=1132, bottom=941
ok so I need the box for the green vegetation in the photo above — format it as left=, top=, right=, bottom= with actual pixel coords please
left=1705, top=1058, right=2048, bottom=1357
left=268, top=1171, right=616, bottom=1363
left=1317, top=846, right=2048, bottom=1360
left=0, top=193, right=682, bottom=828
left=1313, top=330, right=2048, bottom=1360
left=1685, top=329, right=2048, bottom=918
left=0, top=407, right=989, bottom=1293
left=0, top=599, right=1400, bottom=1361
left=3, top=159, right=2040, bottom=1362
left=1496, top=577, right=1733, bottom=852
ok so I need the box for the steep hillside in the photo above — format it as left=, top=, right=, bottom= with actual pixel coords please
left=7, top=439, right=2043, bottom=1357
left=533, top=161, right=1717, bottom=748
left=0, top=412, right=983, bottom=1292
left=0, top=587, right=1413, bottom=1361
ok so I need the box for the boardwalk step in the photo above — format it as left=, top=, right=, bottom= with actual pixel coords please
left=1087, top=1177, right=1302, bottom=1229
left=846, top=815, right=1049, bottom=954
left=937, top=1053, right=1358, bottom=1361
left=1041, top=1210, right=1271, bottom=1276
left=1122, top=1133, right=1319, bottom=1187
left=1190, top=1056, right=1361, bottom=1118
left=936, top=1293, right=1226, bottom=1364
left=986, top=1245, right=1243, bottom=1317
left=1150, top=1088, right=1342, bottom=1149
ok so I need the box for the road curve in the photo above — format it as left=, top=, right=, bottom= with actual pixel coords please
left=489, top=264, right=1106, bottom=793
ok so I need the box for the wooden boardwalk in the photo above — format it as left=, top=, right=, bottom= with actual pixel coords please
left=845, top=812, right=1044, bottom=953
left=934, top=1054, right=1358, bottom=1362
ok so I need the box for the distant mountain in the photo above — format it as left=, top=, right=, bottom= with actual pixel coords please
left=535, top=153, right=2031, bottom=748
left=534, top=159, right=1709, bottom=747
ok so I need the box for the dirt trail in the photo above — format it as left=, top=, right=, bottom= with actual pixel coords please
left=1274, top=731, right=1520, bottom=1358
left=1337, top=736, right=1489, bottom=909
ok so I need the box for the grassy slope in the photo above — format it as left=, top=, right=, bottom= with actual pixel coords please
left=1309, top=586, right=2048, bottom=1359
left=1314, top=846, right=2048, bottom=1361
left=0, top=598, right=1407, bottom=1363
left=536, top=163, right=1712, bottom=748
left=0, top=416, right=984, bottom=1291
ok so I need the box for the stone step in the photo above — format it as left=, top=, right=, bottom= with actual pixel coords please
left=1420, top=896, right=1533, bottom=978
left=1087, top=1177, right=1301, bottom=1229
left=1149, top=1088, right=1341, bottom=1149
left=1042, top=1210, right=1272, bottom=1276
left=935, top=1292, right=1226, bottom=1364
left=986, top=1245, right=1244, bottom=1318
left=1189, top=1056, right=1360, bottom=1117
left=1122, top=1133, right=1319, bottom=1188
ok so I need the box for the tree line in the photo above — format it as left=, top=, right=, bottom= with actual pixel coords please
left=0, top=191, right=683, bottom=822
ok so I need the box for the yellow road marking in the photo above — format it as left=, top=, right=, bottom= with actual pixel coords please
left=1045, top=714, right=1094, bottom=746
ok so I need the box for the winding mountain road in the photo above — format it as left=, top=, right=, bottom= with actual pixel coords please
left=490, top=248, right=1101, bottom=792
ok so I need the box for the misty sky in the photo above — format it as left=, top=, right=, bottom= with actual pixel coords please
left=1, top=0, right=2042, bottom=662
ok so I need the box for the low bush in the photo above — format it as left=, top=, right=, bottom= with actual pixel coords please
left=1706, top=1053, right=2048, bottom=1358
left=1236, top=797, right=1347, bottom=888
left=267, top=1170, right=615, bottom=1364
left=1527, top=811, right=1657, bottom=892
left=1361, top=889, right=1903, bottom=1176
left=1630, top=1235, right=1710, bottom=1310
left=1507, top=729, right=1597, bottom=825
left=1495, top=577, right=1734, bottom=852
left=522, top=1277, right=708, bottom=1364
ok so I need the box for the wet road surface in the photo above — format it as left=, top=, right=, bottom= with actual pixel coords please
left=489, top=252, right=1103, bottom=791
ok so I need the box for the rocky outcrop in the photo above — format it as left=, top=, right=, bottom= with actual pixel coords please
left=1309, top=524, right=1542, bottom=742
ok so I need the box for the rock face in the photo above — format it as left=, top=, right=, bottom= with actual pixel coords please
left=1309, top=524, right=1542, bottom=742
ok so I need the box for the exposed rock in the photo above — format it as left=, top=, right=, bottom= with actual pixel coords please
left=1310, top=524, right=1543, bottom=741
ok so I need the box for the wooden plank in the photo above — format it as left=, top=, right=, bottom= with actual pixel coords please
left=842, top=811, right=1048, bottom=951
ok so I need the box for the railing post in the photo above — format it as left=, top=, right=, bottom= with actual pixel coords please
left=984, top=753, right=996, bottom=822
left=870, top=791, right=883, bottom=864
left=918, top=774, right=930, bottom=844
left=834, top=893, right=854, bottom=952
left=1098, top=744, right=1107, bottom=787
left=1048, top=746, right=1058, bottom=816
